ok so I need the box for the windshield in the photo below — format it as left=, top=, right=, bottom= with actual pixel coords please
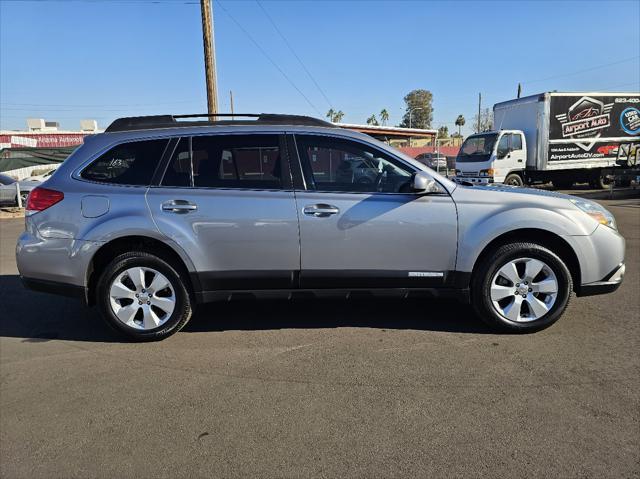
left=456, top=134, right=498, bottom=163
left=0, top=173, right=16, bottom=185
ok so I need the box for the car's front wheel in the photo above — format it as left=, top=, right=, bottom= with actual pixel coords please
left=96, top=251, right=193, bottom=341
left=471, top=242, right=572, bottom=333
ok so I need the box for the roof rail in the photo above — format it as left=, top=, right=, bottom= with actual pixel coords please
left=105, top=113, right=335, bottom=133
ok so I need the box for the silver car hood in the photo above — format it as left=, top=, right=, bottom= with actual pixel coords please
left=459, top=184, right=576, bottom=201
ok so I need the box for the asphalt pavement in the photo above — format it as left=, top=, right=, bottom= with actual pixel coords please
left=0, top=198, right=638, bottom=478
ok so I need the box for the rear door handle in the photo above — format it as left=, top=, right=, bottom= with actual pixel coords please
left=162, top=200, right=197, bottom=213
left=303, top=204, right=339, bottom=217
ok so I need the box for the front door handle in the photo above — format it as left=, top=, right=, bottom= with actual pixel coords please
left=162, top=200, right=197, bottom=214
left=517, top=159, right=523, bottom=163
left=303, top=204, right=339, bottom=217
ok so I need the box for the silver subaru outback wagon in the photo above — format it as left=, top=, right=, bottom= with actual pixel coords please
left=16, top=114, right=626, bottom=340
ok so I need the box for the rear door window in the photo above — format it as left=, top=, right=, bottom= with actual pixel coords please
left=161, top=134, right=284, bottom=189
left=162, top=138, right=192, bottom=187
left=81, top=139, right=168, bottom=185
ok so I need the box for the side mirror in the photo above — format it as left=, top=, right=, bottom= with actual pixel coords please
left=412, top=171, right=440, bottom=193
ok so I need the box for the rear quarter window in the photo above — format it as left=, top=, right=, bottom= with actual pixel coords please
left=81, top=139, right=168, bottom=185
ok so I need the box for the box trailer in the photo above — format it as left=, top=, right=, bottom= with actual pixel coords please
left=455, top=92, right=639, bottom=188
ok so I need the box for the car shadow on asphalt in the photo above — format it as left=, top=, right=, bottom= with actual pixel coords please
left=0, top=274, right=492, bottom=343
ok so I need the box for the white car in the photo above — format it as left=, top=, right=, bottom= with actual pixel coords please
left=0, top=173, right=40, bottom=206
left=25, top=169, right=56, bottom=182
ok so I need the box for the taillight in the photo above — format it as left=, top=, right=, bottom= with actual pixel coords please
left=26, top=187, right=64, bottom=214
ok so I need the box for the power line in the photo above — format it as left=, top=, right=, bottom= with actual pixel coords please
left=3, top=1, right=198, bottom=3
left=255, top=0, right=333, bottom=110
left=214, top=0, right=322, bottom=116
left=597, top=80, right=640, bottom=91
left=522, top=56, right=640, bottom=85
left=1, top=101, right=202, bottom=107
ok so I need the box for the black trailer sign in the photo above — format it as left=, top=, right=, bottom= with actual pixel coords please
left=549, top=94, right=640, bottom=166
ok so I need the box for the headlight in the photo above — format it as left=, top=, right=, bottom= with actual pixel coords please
left=570, top=198, right=617, bottom=230
left=479, top=168, right=495, bottom=177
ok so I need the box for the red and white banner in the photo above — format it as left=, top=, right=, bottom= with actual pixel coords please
left=0, top=133, right=90, bottom=149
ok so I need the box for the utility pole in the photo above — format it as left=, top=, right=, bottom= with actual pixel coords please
left=200, top=0, right=218, bottom=115
left=517, top=83, right=522, bottom=98
left=230, top=90, right=234, bottom=119
left=477, top=92, right=481, bottom=133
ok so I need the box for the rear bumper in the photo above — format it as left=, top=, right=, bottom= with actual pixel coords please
left=576, top=263, right=625, bottom=297
left=16, top=230, right=100, bottom=289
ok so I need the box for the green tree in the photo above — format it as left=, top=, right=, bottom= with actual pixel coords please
left=326, top=109, right=335, bottom=122
left=399, top=89, right=433, bottom=129
left=366, top=114, right=379, bottom=126
left=380, top=109, right=389, bottom=126
left=455, top=114, right=465, bottom=136
left=473, top=108, right=493, bottom=133
left=326, top=109, right=344, bottom=123
left=437, top=125, right=449, bottom=138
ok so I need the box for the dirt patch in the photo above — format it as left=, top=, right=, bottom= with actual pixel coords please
left=0, top=208, right=25, bottom=219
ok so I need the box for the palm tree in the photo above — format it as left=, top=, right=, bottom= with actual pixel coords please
left=455, top=114, right=466, bottom=136
left=326, top=109, right=336, bottom=122
left=333, top=110, right=344, bottom=123
left=366, top=114, right=379, bottom=126
left=380, top=109, right=389, bottom=126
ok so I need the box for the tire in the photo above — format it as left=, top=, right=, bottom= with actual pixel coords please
left=471, top=242, right=572, bottom=333
left=16, top=191, right=28, bottom=206
left=504, top=173, right=524, bottom=187
left=552, top=179, right=574, bottom=189
left=589, top=175, right=609, bottom=190
left=96, top=251, right=193, bottom=341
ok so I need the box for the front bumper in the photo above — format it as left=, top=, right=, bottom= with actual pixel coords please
left=455, top=176, right=493, bottom=185
left=576, top=262, right=625, bottom=297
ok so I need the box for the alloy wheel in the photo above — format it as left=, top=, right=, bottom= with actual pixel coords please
left=108, top=267, right=176, bottom=330
left=489, top=257, right=559, bottom=322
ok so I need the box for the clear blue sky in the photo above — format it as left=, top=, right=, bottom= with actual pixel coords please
left=1, top=0, right=639, bottom=134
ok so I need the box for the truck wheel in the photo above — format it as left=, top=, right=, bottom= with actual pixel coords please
left=504, top=173, right=524, bottom=187
left=589, top=175, right=610, bottom=190
left=552, top=179, right=573, bottom=189
left=471, top=242, right=572, bottom=333
left=96, top=251, right=193, bottom=341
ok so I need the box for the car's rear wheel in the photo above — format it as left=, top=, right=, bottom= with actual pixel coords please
left=471, top=242, right=572, bottom=333
left=96, top=251, right=192, bottom=341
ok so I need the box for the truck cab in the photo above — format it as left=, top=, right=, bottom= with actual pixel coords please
left=455, top=130, right=527, bottom=186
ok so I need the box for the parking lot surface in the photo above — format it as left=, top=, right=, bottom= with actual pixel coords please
left=1, top=198, right=638, bottom=478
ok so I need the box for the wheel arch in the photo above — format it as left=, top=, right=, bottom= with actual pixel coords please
left=470, top=228, right=581, bottom=292
left=86, top=235, right=199, bottom=306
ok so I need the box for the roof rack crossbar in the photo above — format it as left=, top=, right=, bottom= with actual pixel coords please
left=105, top=113, right=335, bottom=133
left=173, top=113, right=260, bottom=119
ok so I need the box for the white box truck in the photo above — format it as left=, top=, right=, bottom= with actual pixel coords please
left=455, top=92, right=640, bottom=188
